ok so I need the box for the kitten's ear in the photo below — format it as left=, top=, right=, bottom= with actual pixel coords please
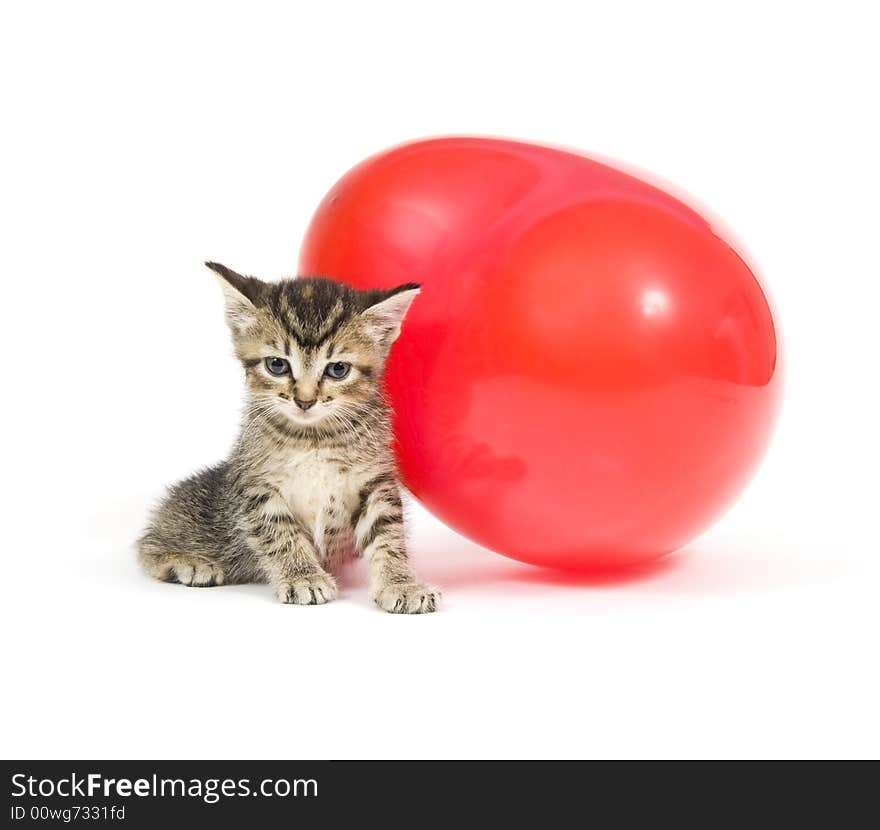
left=205, top=261, right=263, bottom=331
left=360, top=282, right=421, bottom=349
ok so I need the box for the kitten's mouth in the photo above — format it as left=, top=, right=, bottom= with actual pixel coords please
left=288, top=408, right=323, bottom=425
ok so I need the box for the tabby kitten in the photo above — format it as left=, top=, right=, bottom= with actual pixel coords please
left=137, top=262, right=440, bottom=613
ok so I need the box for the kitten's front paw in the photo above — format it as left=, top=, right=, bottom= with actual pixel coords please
left=373, top=582, right=441, bottom=614
left=276, top=572, right=338, bottom=606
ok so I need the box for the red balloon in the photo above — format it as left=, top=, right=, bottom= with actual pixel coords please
left=300, top=137, right=782, bottom=569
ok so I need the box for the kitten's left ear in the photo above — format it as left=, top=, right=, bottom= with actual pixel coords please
left=360, top=283, right=421, bottom=349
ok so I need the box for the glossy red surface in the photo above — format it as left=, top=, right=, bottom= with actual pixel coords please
left=300, top=137, right=782, bottom=569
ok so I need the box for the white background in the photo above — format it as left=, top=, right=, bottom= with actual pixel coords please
left=1, top=1, right=878, bottom=760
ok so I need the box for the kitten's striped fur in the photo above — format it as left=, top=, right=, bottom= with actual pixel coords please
left=137, top=262, right=440, bottom=613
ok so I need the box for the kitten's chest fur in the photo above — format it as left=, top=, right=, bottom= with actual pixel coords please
left=261, top=447, right=367, bottom=551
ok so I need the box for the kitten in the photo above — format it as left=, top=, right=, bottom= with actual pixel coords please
left=137, top=262, right=440, bottom=613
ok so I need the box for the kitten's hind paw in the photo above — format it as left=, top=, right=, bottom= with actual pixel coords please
left=141, top=551, right=226, bottom=587
left=276, top=572, right=338, bottom=606
left=373, top=582, right=441, bottom=614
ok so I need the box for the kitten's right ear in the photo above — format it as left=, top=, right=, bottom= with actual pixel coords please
left=205, top=261, right=263, bottom=331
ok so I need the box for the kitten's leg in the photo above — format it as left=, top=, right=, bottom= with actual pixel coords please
left=354, top=476, right=440, bottom=614
left=138, top=540, right=227, bottom=587
left=241, top=489, right=338, bottom=605
left=138, top=466, right=233, bottom=587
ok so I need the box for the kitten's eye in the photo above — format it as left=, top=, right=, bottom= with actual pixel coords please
left=264, top=357, right=290, bottom=376
left=324, top=361, right=351, bottom=380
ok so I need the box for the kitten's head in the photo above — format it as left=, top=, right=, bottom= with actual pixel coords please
left=205, top=262, right=419, bottom=430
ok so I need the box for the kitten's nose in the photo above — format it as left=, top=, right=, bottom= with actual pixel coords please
left=295, top=397, right=317, bottom=411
